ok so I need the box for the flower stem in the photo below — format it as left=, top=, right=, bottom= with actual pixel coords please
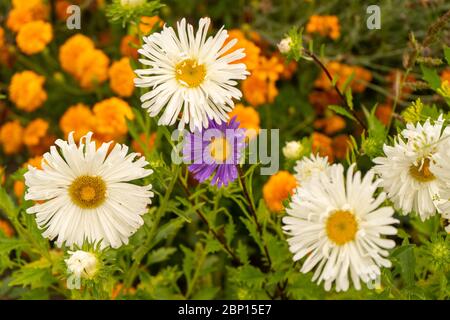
left=302, top=48, right=368, bottom=131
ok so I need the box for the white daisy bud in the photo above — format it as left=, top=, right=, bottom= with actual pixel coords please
left=282, top=140, right=303, bottom=160
left=294, top=153, right=329, bottom=185
left=277, top=37, right=292, bottom=54
left=65, top=250, right=98, bottom=279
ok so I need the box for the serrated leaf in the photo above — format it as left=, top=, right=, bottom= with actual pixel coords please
left=147, top=247, right=177, bottom=265
left=328, top=105, right=356, bottom=121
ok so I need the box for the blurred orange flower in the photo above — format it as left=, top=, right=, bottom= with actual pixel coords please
left=24, top=118, right=49, bottom=148
left=308, top=90, right=341, bottom=115
left=0, top=121, right=24, bottom=155
left=312, top=132, right=334, bottom=162
left=120, top=35, right=139, bottom=60
left=0, top=220, right=14, bottom=238
left=59, top=34, right=95, bottom=75
left=55, top=0, right=71, bottom=20
left=242, top=74, right=278, bottom=107
left=254, top=56, right=284, bottom=82
left=6, top=0, right=48, bottom=33
left=75, top=49, right=110, bottom=89
left=375, top=103, right=392, bottom=126
left=14, top=155, right=43, bottom=200
left=60, top=103, right=95, bottom=141
left=93, top=98, right=134, bottom=142
left=0, top=27, right=5, bottom=48
left=224, top=30, right=261, bottom=71
left=314, top=114, right=346, bottom=135
left=228, top=103, right=260, bottom=139
left=132, top=133, right=157, bottom=155
left=441, top=69, right=450, bottom=83
left=263, top=171, right=297, bottom=212
left=314, top=62, right=372, bottom=93
left=109, top=57, right=135, bottom=97
left=17, top=20, right=53, bottom=55
left=332, top=134, right=350, bottom=160
left=9, top=71, right=47, bottom=112
left=306, top=15, right=341, bottom=40
left=139, top=16, right=163, bottom=35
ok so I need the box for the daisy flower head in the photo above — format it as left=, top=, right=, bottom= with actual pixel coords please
left=293, top=153, right=329, bottom=186
left=134, top=17, right=249, bottom=132
left=24, top=132, right=154, bottom=249
left=373, top=116, right=450, bottom=221
left=283, top=164, right=398, bottom=292
left=65, top=250, right=98, bottom=279
left=182, top=117, right=246, bottom=188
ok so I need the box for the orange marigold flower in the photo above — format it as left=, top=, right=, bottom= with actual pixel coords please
left=441, top=69, right=450, bottom=83
left=332, top=134, right=350, bottom=160
left=224, top=30, right=261, bottom=71
left=306, top=15, right=341, bottom=40
left=0, top=166, right=5, bottom=185
left=60, top=103, right=95, bottom=141
left=28, top=134, right=55, bottom=156
left=254, top=56, right=285, bottom=82
left=7, top=0, right=48, bottom=33
left=14, top=180, right=25, bottom=200
left=93, top=97, right=134, bottom=142
left=7, top=9, right=34, bottom=32
left=375, top=103, right=392, bottom=126
left=242, top=74, right=278, bottom=107
left=308, top=90, right=341, bottom=115
left=0, top=121, right=24, bottom=155
left=314, top=114, right=346, bottom=135
left=132, top=132, right=157, bottom=155
left=0, top=27, right=5, bottom=49
left=23, top=118, right=49, bottom=147
left=25, top=155, right=43, bottom=169
left=109, top=57, right=135, bottom=97
left=59, top=34, right=95, bottom=76
left=314, top=62, right=372, bottom=93
left=228, top=103, right=260, bottom=139
left=17, top=20, right=52, bottom=55
left=139, top=16, right=164, bottom=35
left=75, top=49, right=110, bottom=89
left=9, top=71, right=47, bottom=112
left=263, top=171, right=297, bottom=212
left=312, top=132, right=334, bottom=162
left=120, top=35, right=139, bottom=60
left=0, top=220, right=14, bottom=238
left=55, top=0, right=71, bottom=20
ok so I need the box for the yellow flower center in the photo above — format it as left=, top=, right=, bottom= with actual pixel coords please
left=69, top=176, right=106, bottom=209
left=326, top=210, right=358, bottom=245
left=175, top=59, right=206, bottom=88
left=209, top=137, right=231, bottom=162
left=409, top=158, right=435, bottom=182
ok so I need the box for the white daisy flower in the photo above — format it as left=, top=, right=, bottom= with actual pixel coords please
left=65, top=250, right=98, bottom=279
left=293, top=153, right=329, bottom=186
left=373, top=116, right=450, bottom=221
left=134, top=17, right=249, bottom=132
left=24, top=132, right=154, bottom=249
left=283, top=164, right=398, bottom=292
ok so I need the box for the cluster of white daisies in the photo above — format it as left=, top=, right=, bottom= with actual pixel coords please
left=284, top=116, right=450, bottom=291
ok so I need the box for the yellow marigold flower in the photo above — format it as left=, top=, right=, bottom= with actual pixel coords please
left=263, top=171, right=297, bottom=212
left=0, top=220, right=14, bottom=238
left=314, top=62, right=372, bottom=93
left=9, top=71, right=47, bottom=112
left=59, top=34, right=95, bottom=76
left=242, top=74, right=278, bottom=107
left=228, top=104, right=260, bottom=139
left=16, top=20, right=53, bottom=55
left=23, top=118, right=49, bottom=147
left=0, top=121, right=24, bottom=155
left=60, top=103, right=95, bottom=141
left=139, top=16, right=164, bottom=35
left=6, top=8, right=34, bottom=33
left=132, top=132, right=157, bottom=155
left=306, top=15, right=341, bottom=40
left=93, top=97, right=134, bottom=141
left=75, top=49, right=110, bottom=89
left=120, top=35, right=139, bottom=60
left=224, top=29, right=261, bottom=71
left=109, top=57, right=135, bottom=97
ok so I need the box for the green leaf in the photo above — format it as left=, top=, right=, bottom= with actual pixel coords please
left=146, top=247, right=177, bottom=265
left=191, top=287, right=219, bottom=300
left=235, top=265, right=266, bottom=288
left=0, top=238, right=29, bottom=255
left=444, top=46, right=450, bottom=65
left=0, top=186, right=18, bottom=218
left=392, top=243, right=416, bottom=288
left=236, top=241, right=249, bottom=264
left=9, top=258, right=54, bottom=289
left=328, top=105, right=356, bottom=121
left=421, top=64, right=441, bottom=90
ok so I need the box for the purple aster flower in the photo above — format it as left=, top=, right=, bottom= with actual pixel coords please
left=182, top=117, right=246, bottom=188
